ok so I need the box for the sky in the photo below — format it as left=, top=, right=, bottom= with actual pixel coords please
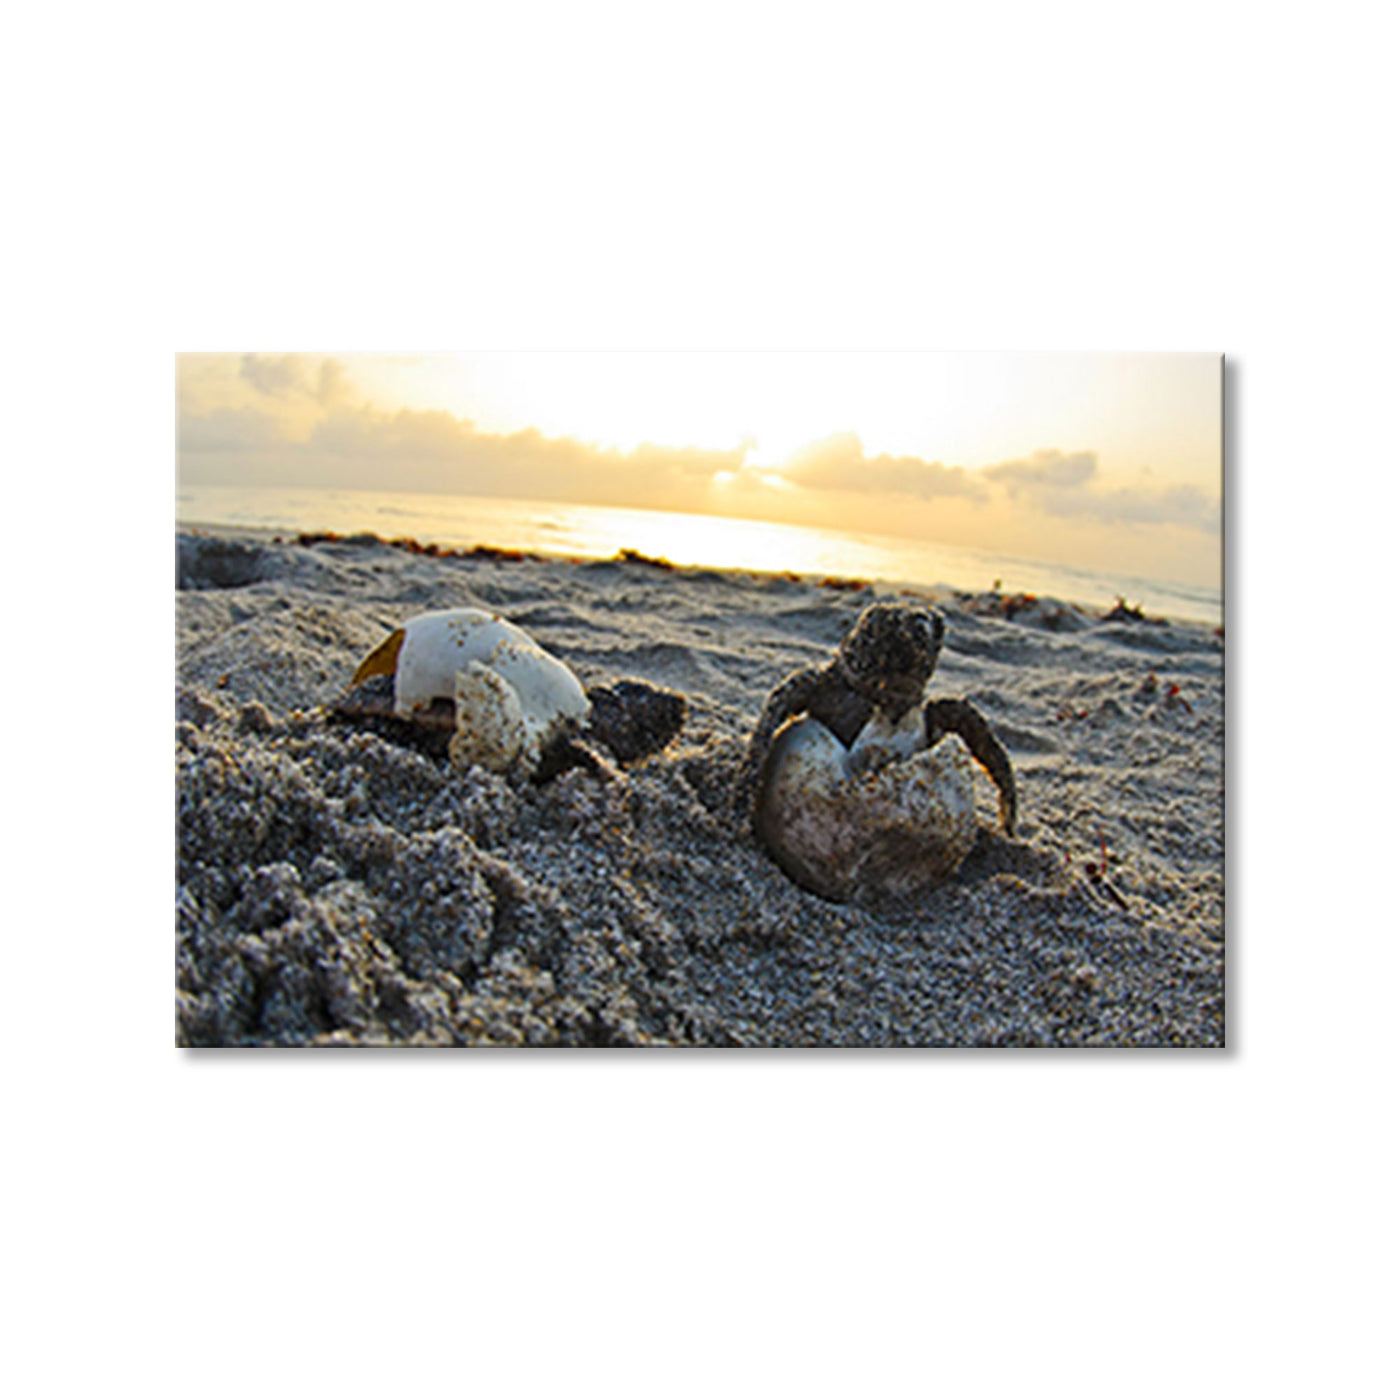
left=178, top=351, right=1222, bottom=588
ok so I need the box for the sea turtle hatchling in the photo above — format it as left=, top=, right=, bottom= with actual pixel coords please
left=330, top=608, right=686, bottom=782
left=734, top=602, right=1017, bottom=901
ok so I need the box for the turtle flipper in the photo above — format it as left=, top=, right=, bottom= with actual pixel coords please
left=923, top=696, right=1017, bottom=837
left=584, top=680, right=686, bottom=764
left=533, top=736, right=622, bottom=785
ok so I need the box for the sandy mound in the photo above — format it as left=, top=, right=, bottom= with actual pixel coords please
left=176, top=529, right=1224, bottom=1046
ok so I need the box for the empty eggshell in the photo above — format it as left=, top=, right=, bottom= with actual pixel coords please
left=396, top=610, right=586, bottom=722
left=350, top=608, right=590, bottom=776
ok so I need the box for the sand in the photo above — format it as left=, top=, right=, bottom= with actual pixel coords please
left=175, top=527, right=1225, bottom=1047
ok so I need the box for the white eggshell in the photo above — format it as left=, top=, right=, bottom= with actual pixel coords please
left=448, top=661, right=529, bottom=774
left=392, top=609, right=589, bottom=758
left=757, top=712, right=978, bottom=902
left=846, top=705, right=929, bottom=770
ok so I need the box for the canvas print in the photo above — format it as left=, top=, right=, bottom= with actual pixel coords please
left=176, top=352, right=1224, bottom=1047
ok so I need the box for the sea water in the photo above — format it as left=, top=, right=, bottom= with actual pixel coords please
left=176, top=484, right=1222, bottom=626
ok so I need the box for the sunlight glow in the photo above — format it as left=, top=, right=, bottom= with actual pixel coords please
left=347, top=351, right=1221, bottom=492
left=179, top=351, right=1222, bottom=593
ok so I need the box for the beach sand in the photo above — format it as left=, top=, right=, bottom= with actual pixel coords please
left=176, top=527, right=1224, bottom=1047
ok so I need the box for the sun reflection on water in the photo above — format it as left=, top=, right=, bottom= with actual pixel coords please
left=539, top=502, right=870, bottom=577
left=176, top=484, right=1221, bottom=624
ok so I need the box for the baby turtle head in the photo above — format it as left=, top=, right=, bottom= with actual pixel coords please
left=836, top=602, right=944, bottom=716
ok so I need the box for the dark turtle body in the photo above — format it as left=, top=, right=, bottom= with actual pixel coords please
left=733, top=601, right=1017, bottom=836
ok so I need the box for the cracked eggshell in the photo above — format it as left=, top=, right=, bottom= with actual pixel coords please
left=448, top=661, right=529, bottom=774
left=757, top=712, right=977, bottom=903
left=389, top=608, right=589, bottom=756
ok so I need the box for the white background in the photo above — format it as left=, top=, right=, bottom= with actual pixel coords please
left=5, top=2, right=1396, bottom=1396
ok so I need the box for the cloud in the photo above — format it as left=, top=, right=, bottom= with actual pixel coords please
left=237, top=353, right=351, bottom=407
left=239, top=354, right=312, bottom=399
left=979, top=448, right=1218, bottom=532
left=1037, top=481, right=1221, bottom=532
left=633, top=441, right=746, bottom=479
left=982, top=449, right=1098, bottom=493
left=783, top=432, right=985, bottom=500
left=308, top=407, right=475, bottom=461
left=182, top=391, right=751, bottom=511
left=178, top=406, right=291, bottom=453
left=316, top=359, right=351, bottom=405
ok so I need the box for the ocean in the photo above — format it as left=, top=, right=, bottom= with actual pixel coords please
left=176, top=484, right=1222, bottom=626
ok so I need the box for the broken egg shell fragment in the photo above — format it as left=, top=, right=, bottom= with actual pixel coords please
left=757, top=714, right=978, bottom=903
left=448, top=661, right=530, bottom=774
left=844, top=705, right=929, bottom=771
